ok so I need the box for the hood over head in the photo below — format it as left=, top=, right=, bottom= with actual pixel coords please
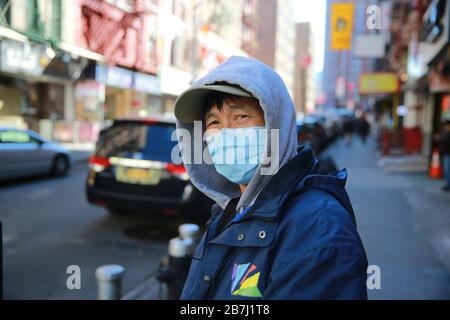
left=175, top=56, right=298, bottom=212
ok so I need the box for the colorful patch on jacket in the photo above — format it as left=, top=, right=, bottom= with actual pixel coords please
left=231, top=263, right=262, bottom=298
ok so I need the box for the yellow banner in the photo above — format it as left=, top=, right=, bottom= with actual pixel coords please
left=330, top=3, right=354, bottom=51
left=359, top=73, right=399, bottom=94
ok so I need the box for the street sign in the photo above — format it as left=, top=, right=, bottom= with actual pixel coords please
left=354, top=34, right=386, bottom=58
left=359, top=73, right=399, bottom=94
left=330, top=3, right=354, bottom=51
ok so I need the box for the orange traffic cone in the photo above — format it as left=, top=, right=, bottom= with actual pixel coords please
left=429, top=149, right=443, bottom=179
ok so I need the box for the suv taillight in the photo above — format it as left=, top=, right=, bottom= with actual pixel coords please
left=166, top=163, right=186, bottom=174
left=89, top=155, right=110, bottom=172
left=166, top=163, right=189, bottom=180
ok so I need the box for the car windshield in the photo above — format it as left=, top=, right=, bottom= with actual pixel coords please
left=95, top=122, right=178, bottom=163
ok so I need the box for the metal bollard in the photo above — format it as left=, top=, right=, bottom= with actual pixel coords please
left=95, top=264, right=125, bottom=300
left=169, top=237, right=193, bottom=258
left=178, top=223, right=200, bottom=255
left=179, top=223, right=200, bottom=242
left=156, top=223, right=200, bottom=300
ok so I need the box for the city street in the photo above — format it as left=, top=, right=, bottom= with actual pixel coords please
left=1, top=0, right=450, bottom=305
left=2, top=136, right=450, bottom=300
left=323, top=136, right=450, bottom=299
left=0, top=160, right=183, bottom=300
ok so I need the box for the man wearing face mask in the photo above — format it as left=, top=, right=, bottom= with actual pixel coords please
left=174, top=56, right=368, bottom=300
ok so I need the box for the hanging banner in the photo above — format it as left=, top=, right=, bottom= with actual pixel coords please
left=359, top=73, right=399, bottom=94
left=330, top=3, right=354, bottom=51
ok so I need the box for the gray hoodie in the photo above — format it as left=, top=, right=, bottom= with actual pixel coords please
left=176, top=56, right=298, bottom=213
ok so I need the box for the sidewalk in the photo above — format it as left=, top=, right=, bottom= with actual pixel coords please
left=323, top=136, right=450, bottom=299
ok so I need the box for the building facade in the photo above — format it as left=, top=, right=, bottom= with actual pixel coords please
left=322, top=0, right=378, bottom=110
left=294, top=22, right=316, bottom=116
left=0, top=0, right=249, bottom=143
left=253, top=0, right=296, bottom=97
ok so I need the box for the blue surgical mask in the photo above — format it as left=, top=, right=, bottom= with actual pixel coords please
left=206, top=126, right=267, bottom=185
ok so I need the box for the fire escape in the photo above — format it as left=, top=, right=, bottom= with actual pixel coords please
left=80, top=0, right=157, bottom=73
left=0, top=0, right=62, bottom=45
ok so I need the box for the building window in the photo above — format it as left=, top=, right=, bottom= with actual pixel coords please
left=24, top=0, right=61, bottom=42
left=28, top=0, right=41, bottom=35
left=0, top=0, right=11, bottom=26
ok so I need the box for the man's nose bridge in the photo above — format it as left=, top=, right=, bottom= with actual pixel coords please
left=221, top=113, right=234, bottom=129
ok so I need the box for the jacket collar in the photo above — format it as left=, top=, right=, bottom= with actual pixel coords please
left=242, top=145, right=317, bottom=221
left=208, top=146, right=318, bottom=247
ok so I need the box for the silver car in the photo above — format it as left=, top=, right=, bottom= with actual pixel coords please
left=0, top=127, right=71, bottom=181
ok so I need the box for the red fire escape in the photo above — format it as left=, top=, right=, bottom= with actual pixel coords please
left=79, top=0, right=156, bottom=73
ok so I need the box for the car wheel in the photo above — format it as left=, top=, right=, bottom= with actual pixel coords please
left=51, top=155, right=69, bottom=176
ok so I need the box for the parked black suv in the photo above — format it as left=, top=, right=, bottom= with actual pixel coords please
left=86, top=118, right=213, bottom=220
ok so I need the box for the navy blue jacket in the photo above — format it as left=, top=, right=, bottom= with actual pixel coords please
left=180, top=146, right=368, bottom=300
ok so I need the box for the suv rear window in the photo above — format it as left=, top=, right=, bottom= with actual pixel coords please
left=95, top=122, right=178, bottom=163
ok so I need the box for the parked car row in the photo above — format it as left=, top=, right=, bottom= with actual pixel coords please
left=0, top=127, right=71, bottom=181
left=297, top=115, right=335, bottom=154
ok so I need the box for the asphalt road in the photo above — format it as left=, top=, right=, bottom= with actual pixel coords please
left=0, top=162, right=190, bottom=299
left=2, top=137, right=450, bottom=300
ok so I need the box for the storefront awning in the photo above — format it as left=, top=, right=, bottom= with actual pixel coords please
left=57, top=42, right=105, bottom=63
left=0, top=26, right=28, bottom=43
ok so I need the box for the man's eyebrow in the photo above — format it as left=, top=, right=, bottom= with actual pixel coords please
left=204, top=109, right=218, bottom=121
left=204, top=102, right=253, bottom=121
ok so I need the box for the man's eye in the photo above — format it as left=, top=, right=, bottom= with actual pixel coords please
left=238, top=115, right=249, bottom=119
left=207, top=120, right=219, bottom=127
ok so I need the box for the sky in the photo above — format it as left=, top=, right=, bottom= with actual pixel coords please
left=294, top=0, right=326, bottom=74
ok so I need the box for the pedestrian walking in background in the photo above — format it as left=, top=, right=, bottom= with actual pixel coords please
left=342, top=116, right=355, bottom=147
left=356, top=113, right=370, bottom=144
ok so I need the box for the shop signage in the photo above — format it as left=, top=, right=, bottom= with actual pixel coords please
left=330, top=3, right=354, bottom=51
left=134, top=72, right=161, bottom=95
left=95, top=65, right=134, bottom=89
left=0, top=39, right=50, bottom=76
left=359, top=73, right=399, bottom=94
left=95, top=65, right=161, bottom=94
left=353, top=34, right=385, bottom=58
